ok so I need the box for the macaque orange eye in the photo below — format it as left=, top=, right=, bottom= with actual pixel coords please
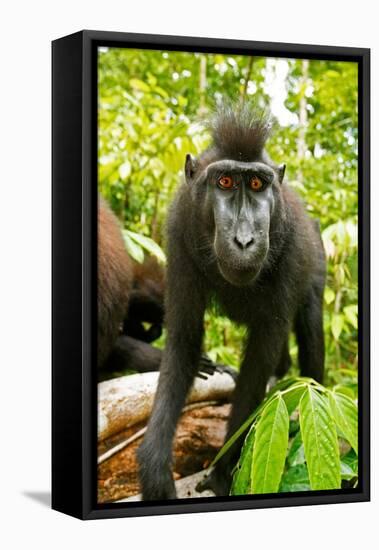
left=250, top=176, right=263, bottom=191
left=218, top=176, right=234, bottom=189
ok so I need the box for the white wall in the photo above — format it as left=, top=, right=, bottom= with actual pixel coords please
left=0, top=1, right=376, bottom=548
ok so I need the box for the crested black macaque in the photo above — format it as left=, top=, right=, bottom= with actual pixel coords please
left=137, top=102, right=326, bottom=500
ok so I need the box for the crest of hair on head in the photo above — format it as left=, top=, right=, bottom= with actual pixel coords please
left=208, top=100, right=273, bottom=162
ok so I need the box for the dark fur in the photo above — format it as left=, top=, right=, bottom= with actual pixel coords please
left=98, top=198, right=132, bottom=367
left=123, top=257, right=165, bottom=343
left=138, top=102, right=326, bottom=500
left=209, top=101, right=273, bottom=162
left=98, top=198, right=164, bottom=374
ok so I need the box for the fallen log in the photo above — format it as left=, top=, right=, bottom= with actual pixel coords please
left=98, top=400, right=219, bottom=465
left=98, top=370, right=236, bottom=442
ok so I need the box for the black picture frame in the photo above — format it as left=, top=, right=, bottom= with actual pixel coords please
left=52, top=30, right=370, bottom=520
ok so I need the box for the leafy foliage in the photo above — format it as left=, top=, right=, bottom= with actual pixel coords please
left=228, top=377, right=358, bottom=495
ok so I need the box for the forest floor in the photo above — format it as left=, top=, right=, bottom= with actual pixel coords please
left=97, top=403, right=230, bottom=503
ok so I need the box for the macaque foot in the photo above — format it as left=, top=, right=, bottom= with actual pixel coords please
left=137, top=444, right=177, bottom=501
left=196, top=467, right=231, bottom=497
left=142, top=484, right=177, bottom=501
left=139, top=471, right=177, bottom=501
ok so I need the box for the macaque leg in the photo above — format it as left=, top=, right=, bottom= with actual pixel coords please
left=266, top=340, right=292, bottom=390
left=295, top=284, right=325, bottom=383
left=274, top=340, right=291, bottom=378
left=137, top=261, right=206, bottom=500
left=103, top=335, right=162, bottom=374
left=198, top=322, right=290, bottom=496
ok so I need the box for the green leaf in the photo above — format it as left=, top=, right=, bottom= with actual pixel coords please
left=129, top=78, right=150, bottom=92
left=280, top=464, right=311, bottom=492
left=343, top=304, right=358, bottom=329
left=299, top=387, right=341, bottom=490
left=331, top=313, right=344, bottom=340
left=231, top=427, right=255, bottom=495
left=329, top=391, right=358, bottom=453
left=251, top=395, right=289, bottom=494
left=122, top=231, right=144, bottom=263
left=324, top=286, right=335, bottom=305
left=123, top=230, right=166, bottom=264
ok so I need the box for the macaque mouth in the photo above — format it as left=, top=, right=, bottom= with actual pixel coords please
left=217, top=257, right=263, bottom=286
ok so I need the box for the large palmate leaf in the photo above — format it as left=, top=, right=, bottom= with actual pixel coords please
left=329, top=391, right=358, bottom=453
left=251, top=395, right=289, bottom=494
left=299, top=387, right=341, bottom=490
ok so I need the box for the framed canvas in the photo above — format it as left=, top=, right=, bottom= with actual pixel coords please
left=52, top=30, right=370, bottom=520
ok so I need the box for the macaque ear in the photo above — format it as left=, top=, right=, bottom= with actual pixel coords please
left=278, top=163, right=286, bottom=184
left=185, top=154, right=197, bottom=182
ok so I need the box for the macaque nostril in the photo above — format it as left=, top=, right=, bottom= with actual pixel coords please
left=234, top=235, right=255, bottom=250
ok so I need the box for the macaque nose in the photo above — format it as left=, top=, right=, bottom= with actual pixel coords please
left=233, top=232, right=255, bottom=250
